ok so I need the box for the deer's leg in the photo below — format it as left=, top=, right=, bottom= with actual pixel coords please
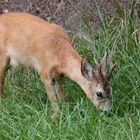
left=53, top=77, right=65, bottom=102
left=0, top=55, right=9, bottom=96
left=41, top=74, right=60, bottom=120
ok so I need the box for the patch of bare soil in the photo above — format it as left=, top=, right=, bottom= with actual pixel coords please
left=0, top=0, right=139, bottom=31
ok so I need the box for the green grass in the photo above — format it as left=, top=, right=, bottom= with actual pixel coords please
left=0, top=4, right=140, bottom=140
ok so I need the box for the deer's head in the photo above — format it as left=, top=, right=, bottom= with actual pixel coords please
left=81, top=52, right=116, bottom=114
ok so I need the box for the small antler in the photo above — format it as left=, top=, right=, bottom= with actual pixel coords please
left=95, top=52, right=116, bottom=81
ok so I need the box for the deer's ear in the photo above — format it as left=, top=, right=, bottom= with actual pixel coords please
left=100, top=52, right=116, bottom=78
left=81, top=58, right=94, bottom=81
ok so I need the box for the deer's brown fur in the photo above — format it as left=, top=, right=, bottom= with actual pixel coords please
left=0, top=12, right=115, bottom=119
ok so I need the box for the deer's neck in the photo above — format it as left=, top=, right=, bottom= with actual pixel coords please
left=64, top=55, right=92, bottom=99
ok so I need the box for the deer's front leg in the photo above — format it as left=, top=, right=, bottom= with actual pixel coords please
left=41, top=76, right=60, bottom=120
left=53, top=77, right=65, bottom=102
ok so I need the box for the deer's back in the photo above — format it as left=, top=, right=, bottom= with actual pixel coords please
left=0, top=12, right=77, bottom=74
left=0, top=12, right=71, bottom=49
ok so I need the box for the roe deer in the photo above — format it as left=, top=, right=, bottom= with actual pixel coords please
left=0, top=12, right=115, bottom=118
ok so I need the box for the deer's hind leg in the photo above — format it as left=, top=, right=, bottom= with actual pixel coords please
left=0, top=53, right=9, bottom=96
left=0, top=25, right=10, bottom=96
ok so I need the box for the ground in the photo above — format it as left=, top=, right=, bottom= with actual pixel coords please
left=0, top=0, right=139, bottom=30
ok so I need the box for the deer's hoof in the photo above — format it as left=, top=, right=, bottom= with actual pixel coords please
left=51, top=111, right=61, bottom=121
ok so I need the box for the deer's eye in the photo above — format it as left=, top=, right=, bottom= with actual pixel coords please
left=96, top=92, right=103, bottom=98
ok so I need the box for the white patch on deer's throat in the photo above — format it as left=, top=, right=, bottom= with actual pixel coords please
left=7, top=48, right=40, bottom=71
